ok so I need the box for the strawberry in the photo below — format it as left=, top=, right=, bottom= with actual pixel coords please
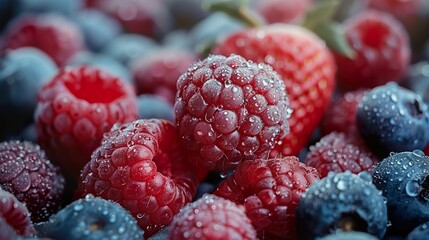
left=213, top=24, right=336, bottom=156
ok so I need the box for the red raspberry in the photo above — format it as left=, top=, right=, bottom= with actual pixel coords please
left=0, top=187, right=36, bottom=237
left=424, top=143, right=429, bottom=156
left=304, top=132, right=379, bottom=178
left=214, top=25, right=336, bottom=157
left=335, top=10, right=410, bottom=91
left=169, top=194, right=257, bottom=240
left=76, top=119, right=198, bottom=238
left=174, top=54, right=291, bottom=172
left=321, top=90, right=367, bottom=137
left=92, top=0, right=172, bottom=38
left=252, top=0, right=313, bottom=24
left=35, top=66, right=138, bottom=181
left=368, top=0, right=420, bottom=22
left=0, top=141, right=64, bottom=222
left=214, top=157, right=319, bottom=239
left=131, top=48, right=197, bottom=105
left=1, top=13, right=84, bottom=66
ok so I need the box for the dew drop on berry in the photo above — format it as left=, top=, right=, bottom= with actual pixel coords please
left=405, top=180, right=421, bottom=197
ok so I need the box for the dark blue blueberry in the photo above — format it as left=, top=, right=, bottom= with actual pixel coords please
left=148, top=227, right=169, bottom=240
left=189, top=12, right=244, bottom=54
left=67, top=52, right=133, bottom=85
left=74, top=9, right=122, bottom=52
left=373, top=150, right=429, bottom=235
left=319, top=231, right=378, bottom=240
left=402, top=61, right=429, bottom=105
left=103, top=34, right=158, bottom=67
left=356, top=82, right=429, bottom=157
left=406, top=222, right=429, bottom=240
left=166, top=0, right=208, bottom=29
left=0, top=47, right=57, bottom=139
left=193, top=182, right=216, bottom=201
left=0, top=0, right=15, bottom=32
left=38, top=195, right=143, bottom=240
left=137, top=94, right=174, bottom=122
left=296, top=171, right=388, bottom=240
left=15, top=0, right=82, bottom=16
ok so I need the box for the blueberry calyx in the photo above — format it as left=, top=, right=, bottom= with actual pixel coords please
left=336, top=212, right=368, bottom=233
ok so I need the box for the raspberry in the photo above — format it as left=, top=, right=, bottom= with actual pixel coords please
left=0, top=215, right=18, bottom=240
left=174, top=54, right=291, bottom=172
left=213, top=25, right=336, bottom=157
left=214, top=157, right=319, bottom=239
left=1, top=13, right=84, bottom=66
left=35, top=66, right=138, bottom=181
left=0, top=141, right=65, bottom=222
left=38, top=195, right=143, bottom=240
left=335, top=10, right=410, bottom=91
left=252, top=0, right=313, bottom=24
left=304, top=132, right=379, bottom=178
left=77, top=119, right=198, bottom=238
left=169, top=194, right=257, bottom=240
left=131, top=48, right=197, bottom=105
left=321, top=90, right=367, bottom=137
left=0, top=187, right=36, bottom=237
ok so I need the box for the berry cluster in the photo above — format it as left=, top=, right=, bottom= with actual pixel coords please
left=0, top=0, right=429, bottom=239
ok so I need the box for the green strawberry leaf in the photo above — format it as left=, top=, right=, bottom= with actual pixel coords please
left=202, top=0, right=262, bottom=27
left=312, top=22, right=355, bottom=58
left=301, top=0, right=341, bottom=30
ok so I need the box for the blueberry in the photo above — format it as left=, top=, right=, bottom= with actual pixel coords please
left=38, top=195, right=143, bottom=240
left=148, top=227, right=169, bottom=240
left=296, top=171, right=388, bottom=240
left=0, top=0, right=15, bottom=32
left=0, top=47, right=57, bottom=139
left=189, top=12, right=244, bottom=54
left=15, top=0, right=83, bottom=16
left=406, top=222, right=429, bottom=240
left=356, top=82, right=429, bottom=157
left=137, top=94, right=174, bottom=122
left=373, top=150, right=429, bottom=235
left=74, top=9, right=122, bottom=52
left=103, top=34, right=158, bottom=67
left=403, top=61, right=429, bottom=105
left=67, top=52, right=133, bottom=85
left=319, top=231, right=378, bottom=240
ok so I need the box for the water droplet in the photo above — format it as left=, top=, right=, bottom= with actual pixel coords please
left=73, top=204, right=84, bottom=212
left=336, top=180, right=346, bottom=190
left=413, top=150, right=425, bottom=157
left=405, top=180, right=421, bottom=197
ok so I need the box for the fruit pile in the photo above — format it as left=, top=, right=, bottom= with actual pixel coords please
left=0, top=0, right=429, bottom=239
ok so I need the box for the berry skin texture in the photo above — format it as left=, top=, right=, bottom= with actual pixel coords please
left=1, top=13, right=84, bottom=66
left=356, top=83, right=429, bottom=157
left=335, top=10, right=410, bottom=91
left=305, top=132, right=379, bottom=178
left=77, top=119, right=198, bottom=238
left=0, top=47, right=57, bottom=139
left=296, top=171, right=388, bottom=240
left=168, top=194, right=257, bottom=240
left=38, top=195, right=143, bottom=240
left=319, top=231, right=378, bottom=240
left=0, top=141, right=65, bottom=222
left=406, top=221, right=429, bottom=240
left=215, top=157, right=319, bottom=239
left=321, top=90, right=367, bottom=137
left=131, top=48, right=197, bottom=105
left=373, top=150, right=429, bottom=235
left=0, top=187, right=36, bottom=237
left=214, top=24, right=336, bottom=157
left=174, top=54, right=291, bottom=172
left=35, top=66, right=138, bottom=181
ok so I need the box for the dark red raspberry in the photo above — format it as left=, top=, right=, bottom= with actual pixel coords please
left=0, top=141, right=64, bottom=222
left=0, top=187, right=36, bottom=237
left=321, top=90, right=367, bottom=137
left=304, top=132, right=379, bottom=178
left=1, top=13, right=84, bottom=66
left=169, top=194, right=257, bottom=240
left=424, top=143, right=429, bottom=156
left=92, top=0, right=172, bottom=38
left=174, top=54, right=291, bottom=172
left=0, top=216, right=18, bottom=240
left=335, top=10, right=410, bottom=91
left=131, top=48, right=197, bottom=105
left=214, top=157, right=319, bottom=239
left=35, top=66, right=138, bottom=181
left=76, top=119, right=198, bottom=238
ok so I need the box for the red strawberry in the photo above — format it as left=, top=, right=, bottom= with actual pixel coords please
left=77, top=119, right=198, bottom=238
left=169, top=194, right=257, bottom=240
left=335, top=10, right=410, bottom=91
left=214, top=25, right=336, bottom=156
left=215, top=156, right=319, bottom=239
left=252, top=0, right=313, bottom=24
